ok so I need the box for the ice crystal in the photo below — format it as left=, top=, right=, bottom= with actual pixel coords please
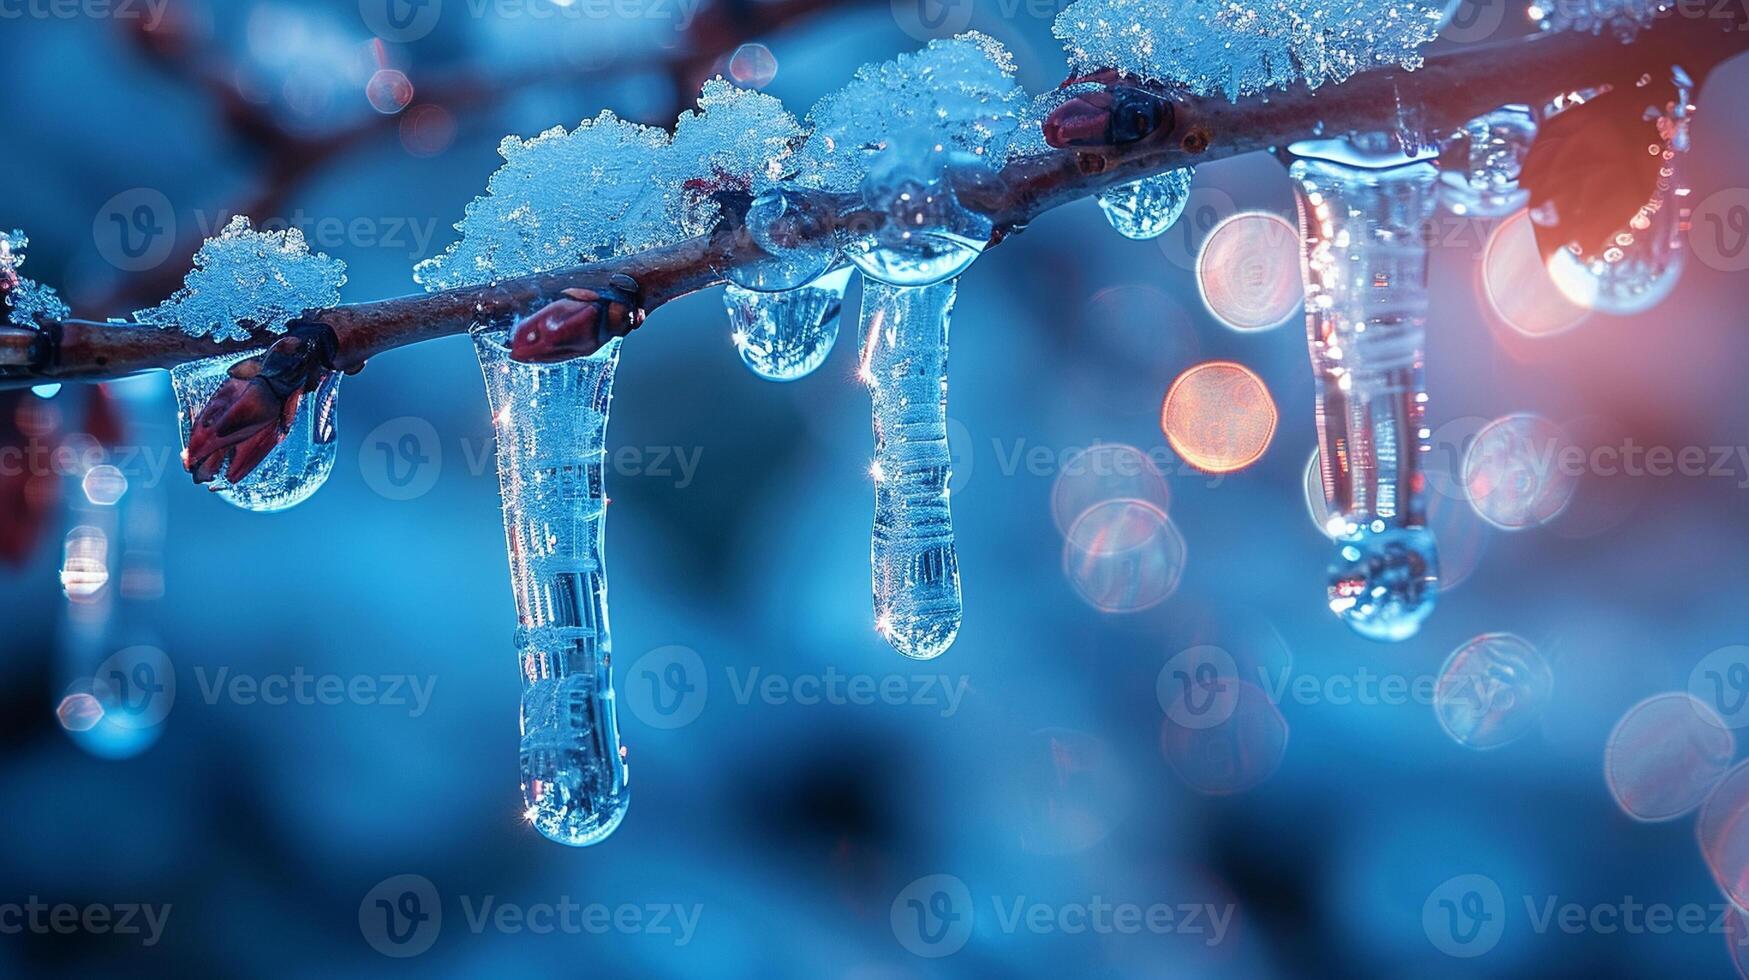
left=134, top=216, right=345, bottom=342
left=418, top=81, right=803, bottom=291
left=1531, top=0, right=1670, bottom=39
left=796, top=32, right=1025, bottom=192
left=0, top=230, right=71, bottom=328
left=1053, top=0, right=1445, bottom=101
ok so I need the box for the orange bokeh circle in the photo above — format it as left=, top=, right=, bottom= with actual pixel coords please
left=1160, top=361, right=1277, bottom=474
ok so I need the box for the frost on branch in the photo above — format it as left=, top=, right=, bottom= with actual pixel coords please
left=415, top=81, right=802, bottom=291
left=134, top=216, right=346, bottom=342
left=1052, top=0, right=1445, bottom=101
left=0, top=230, right=71, bottom=328
left=1532, top=0, right=1671, bottom=39
left=795, top=32, right=1025, bottom=192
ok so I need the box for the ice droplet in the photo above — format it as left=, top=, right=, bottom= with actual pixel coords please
left=727, top=188, right=839, bottom=292
left=1544, top=67, right=1693, bottom=316
left=842, top=132, right=991, bottom=287
left=725, top=266, right=854, bottom=382
left=1096, top=168, right=1194, bottom=240
left=1438, top=105, right=1537, bottom=218
left=171, top=352, right=342, bottom=513
left=861, top=278, right=963, bottom=659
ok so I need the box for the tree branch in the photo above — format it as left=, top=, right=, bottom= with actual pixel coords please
left=5, top=11, right=1745, bottom=388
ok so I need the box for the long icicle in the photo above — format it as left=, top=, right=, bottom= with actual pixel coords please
left=859, top=278, right=963, bottom=660
left=474, top=328, right=630, bottom=846
left=1290, top=139, right=1441, bottom=642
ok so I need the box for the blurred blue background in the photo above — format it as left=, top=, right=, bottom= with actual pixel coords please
left=3, top=0, right=1749, bottom=975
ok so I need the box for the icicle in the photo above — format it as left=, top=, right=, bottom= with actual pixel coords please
left=1289, top=137, right=1441, bottom=642
left=1544, top=66, right=1693, bottom=315
left=1096, top=168, right=1195, bottom=240
left=472, top=327, right=629, bottom=847
left=170, top=352, right=341, bottom=513
left=1438, top=105, right=1537, bottom=218
left=859, top=278, right=962, bottom=659
left=724, top=267, right=854, bottom=382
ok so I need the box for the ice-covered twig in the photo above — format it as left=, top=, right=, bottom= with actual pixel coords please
left=3, top=11, right=1745, bottom=388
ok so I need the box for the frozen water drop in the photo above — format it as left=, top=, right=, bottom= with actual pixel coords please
left=1605, top=693, right=1734, bottom=822
left=1433, top=632, right=1552, bottom=749
left=725, top=266, right=853, bottom=382
left=842, top=133, right=991, bottom=287
left=727, top=188, right=839, bottom=292
left=1439, top=106, right=1536, bottom=218
left=1327, top=526, right=1439, bottom=642
left=170, top=352, right=341, bottom=513
left=861, top=278, right=963, bottom=659
left=1096, top=169, right=1193, bottom=240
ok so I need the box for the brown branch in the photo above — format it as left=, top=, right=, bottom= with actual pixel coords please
left=6, top=11, right=1746, bottom=387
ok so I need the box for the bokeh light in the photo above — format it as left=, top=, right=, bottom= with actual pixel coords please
left=1062, top=499, right=1185, bottom=613
left=727, top=43, right=777, bottom=88
left=1463, top=413, right=1578, bottom=530
left=55, top=691, right=104, bottom=733
left=1195, top=211, right=1303, bottom=331
left=1160, top=361, right=1277, bottom=474
left=1159, top=680, right=1288, bottom=795
left=365, top=68, right=414, bottom=115
left=1007, top=728, right=1134, bottom=856
left=1698, top=761, right=1749, bottom=910
left=1433, top=633, right=1553, bottom=750
left=1050, top=443, right=1170, bottom=535
left=1481, top=210, right=1592, bottom=338
left=399, top=103, right=456, bottom=157
left=59, top=525, right=110, bottom=600
left=82, top=463, right=129, bottom=506
left=1604, top=693, right=1734, bottom=822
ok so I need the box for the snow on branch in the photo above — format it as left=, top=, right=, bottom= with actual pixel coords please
left=1, top=5, right=1745, bottom=388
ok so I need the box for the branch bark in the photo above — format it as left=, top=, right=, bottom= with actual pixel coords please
left=5, top=11, right=1745, bottom=388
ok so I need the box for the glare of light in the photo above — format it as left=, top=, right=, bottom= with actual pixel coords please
left=1160, top=361, right=1278, bottom=474
left=82, top=464, right=129, bottom=506
left=60, top=525, right=110, bottom=600
left=366, top=68, right=414, bottom=115
left=30, top=383, right=61, bottom=399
